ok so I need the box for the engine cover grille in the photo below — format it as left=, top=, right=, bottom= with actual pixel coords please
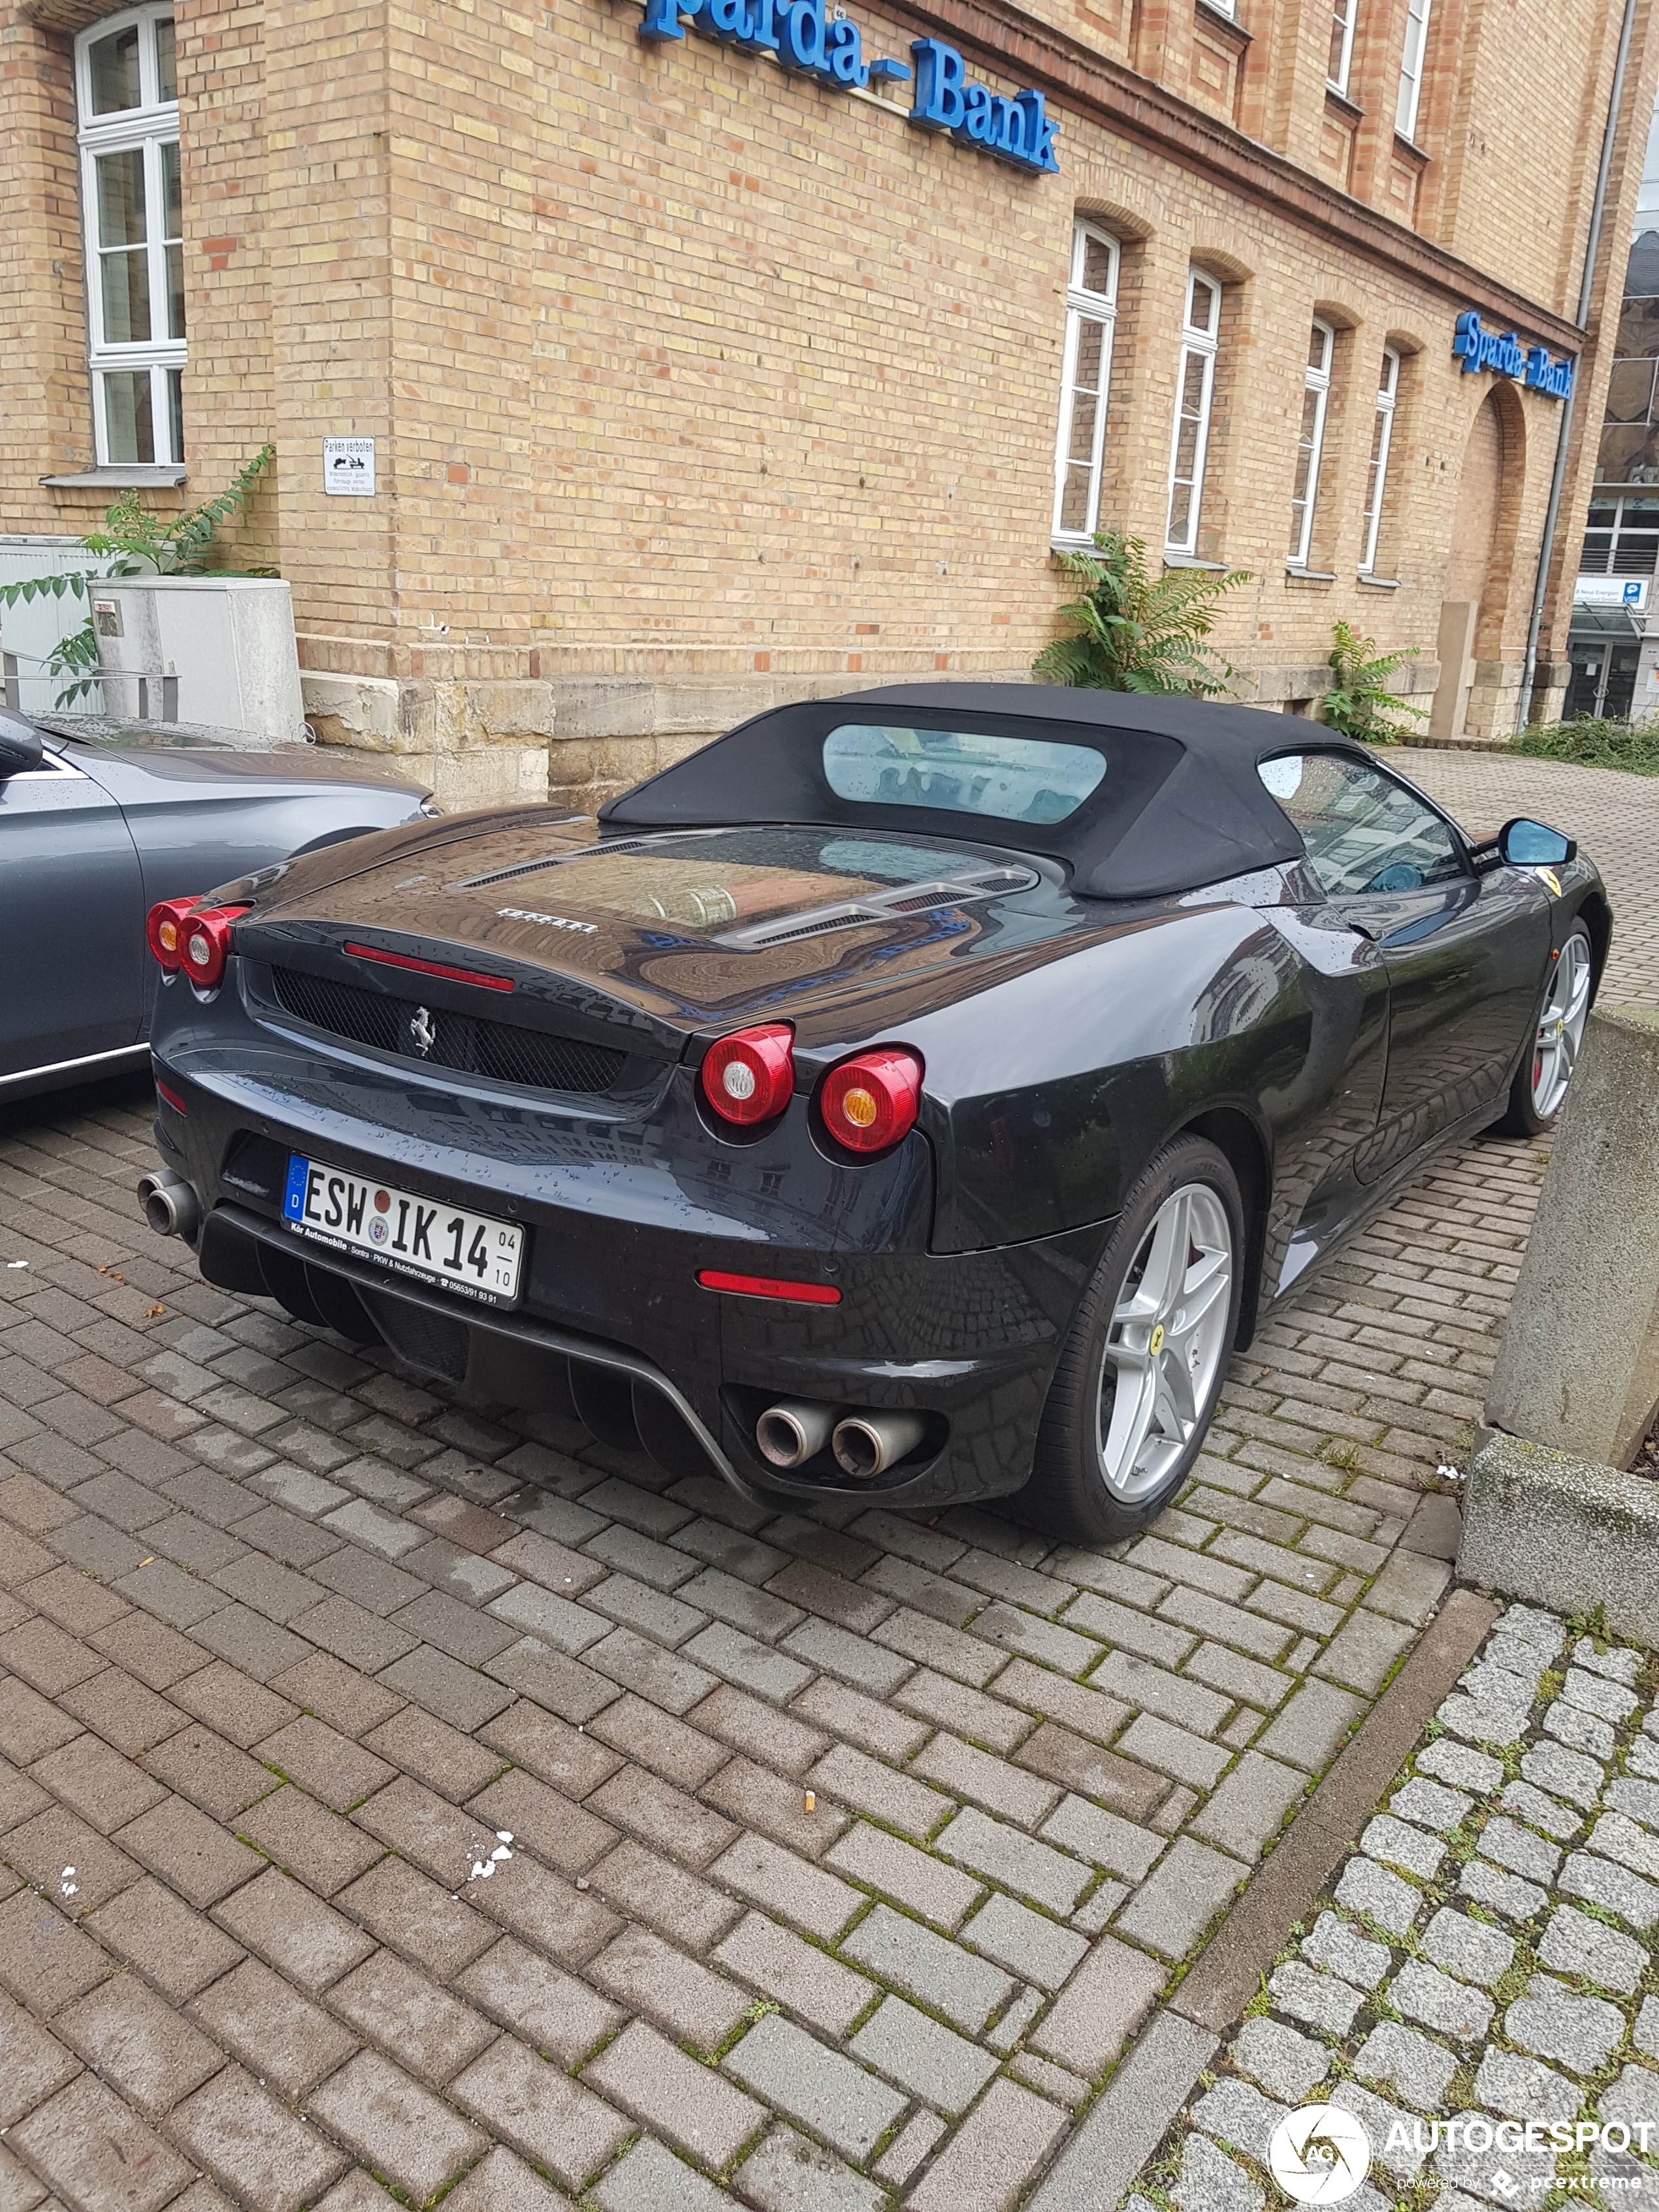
left=269, top=967, right=627, bottom=1095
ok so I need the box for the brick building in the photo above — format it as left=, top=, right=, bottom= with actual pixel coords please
left=3, top=0, right=1657, bottom=804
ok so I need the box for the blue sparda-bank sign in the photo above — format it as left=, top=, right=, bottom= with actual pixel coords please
left=1453, top=311, right=1574, bottom=400
left=639, top=0, right=1061, bottom=175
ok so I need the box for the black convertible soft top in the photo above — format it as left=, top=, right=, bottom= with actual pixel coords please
left=600, top=684, right=1370, bottom=900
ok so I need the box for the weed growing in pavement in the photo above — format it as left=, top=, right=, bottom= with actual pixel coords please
left=1515, top=716, right=1659, bottom=776
left=1567, top=1603, right=1611, bottom=1641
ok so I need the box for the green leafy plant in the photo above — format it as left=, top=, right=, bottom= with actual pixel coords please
left=1515, top=714, right=1659, bottom=775
left=0, top=445, right=274, bottom=707
left=1319, top=619, right=1426, bottom=744
left=1033, top=531, right=1249, bottom=696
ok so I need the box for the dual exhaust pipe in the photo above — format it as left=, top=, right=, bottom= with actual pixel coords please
left=756, top=1399, right=925, bottom=1480
left=137, top=1169, right=201, bottom=1243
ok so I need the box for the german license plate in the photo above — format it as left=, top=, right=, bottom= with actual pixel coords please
left=282, top=1156, right=524, bottom=1307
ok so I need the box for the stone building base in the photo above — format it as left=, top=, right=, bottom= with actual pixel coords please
left=295, top=637, right=1453, bottom=814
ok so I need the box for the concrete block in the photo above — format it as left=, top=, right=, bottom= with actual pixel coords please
left=1459, top=1434, right=1659, bottom=1648
left=1485, top=1005, right=1659, bottom=1467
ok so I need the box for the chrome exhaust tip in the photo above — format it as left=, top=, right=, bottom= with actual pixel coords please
left=831, top=1410, right=926, bottom=1480
left=756, top=1400, right=839, bottom=1469
left=137, top=1169, right=201, bottom=1243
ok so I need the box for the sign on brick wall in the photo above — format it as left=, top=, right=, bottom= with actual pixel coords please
left=637, top=0, right=1060, bottom=175
left=1453, top=312, right=1575, bottom=400
left=323, top=438, right=377, bottom=496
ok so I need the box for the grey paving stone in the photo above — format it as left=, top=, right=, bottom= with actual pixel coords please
left=1256, top=1678, right=1366, bottom=1774
left=1587, top=1810, right=1659, bottom=1882
left=934, top=1806, right=1093, bottom=1915
left=1038, top=1793, right=1163, bottom=1881
left=1599, top=2064, right=1659, bottom=2140
left=1327, top=2081, right=1429, bottom=2185
left=1416, top=1739, right=1505, bottom=1794
left=1091, top=1652, right=1231, bottom=1738
left=587, top=1626, right=717, bottom=1714
left=780, top=1616, right=911, bottom=1697
left=1299, top=1910, right=1391, bottom=1991
left=1433, top=2106, right=1556, bottom=2205
left=1334, top=1854, right=1422, bottom=1935
left=824, top=1821, right=982, bottom=1931
left=850, top=1992, right=999, bottom=2114
left=1635, top=1996, right=1659, bottom=2059
left=1419, top=1906, right=1515, bottom=1989
left=1114, top=1836, right=1247, bottom=1961
left=712, top=1914, right=875, bottom=2040
left=1266, top=1958, right=1364, bottom=2035
left=1506, top=1972, right=1626, bottom=2075
left=1313, top=1609, right=1415, bottom=1695
left=1361, top=1812, right=1446, bottom=1880
left=959, top=1889, right=1088, bottom=1992
left=841, top=1901, right=1015, bottom=2032
left=905, top=2075, right=1069, bottom=2212
left=1389, top=1777, right=1473, bottom=1834
left=723, top=2013, right=906, bottom=2160
left=1026, top=1932, right=1165, bottom=2078
left=1545, top=1700, right=1617, bottom=1761
left=735, top=2125, right=886, bottom=2212
left=1560, top=1847, right=1659, bottom=1929
left=1188, top=2076, right=1290, bottom=2161
left=1389, top=1957, right=1494, bottom=2042
left=1538, top=1902, right=1647, bottom=1995
left=1473, top=2047, right=1581, bottom=2124
left=1170, top=2133, right=1263, bottom=2212
left=805, top=1742, right=949, bottom=1843
left=1478, top=1814, right=1561, bottom=1884
left=1561, top=1668, right=1639, bottom=1725
left=485, top=1580, right=608, bottom=1655
left=1571, top=1637, right=1639, bottom=1684
left=1500, top=1778, right=1583, bottom=1842
left=1607, top=1776, right=1659, bottom=1833
left=590, top=2137, right=737, bottom=2212
left=1230, top=2015, right=1330, bottom=2103
left=1519, top=1739, right=1605, bottom=1811
left=1457, top=1855, right=1549, bottom=1922
left=709, top=1833, right=861, bottom=1943
left=581, top=2019, right=765, bottom=2169
left=1189, top=1753, right=1306, bottom=1863
left=1353, top=2018, right=1460, bottom=2109
left=1116, top=1712, right=1231, bottom=1790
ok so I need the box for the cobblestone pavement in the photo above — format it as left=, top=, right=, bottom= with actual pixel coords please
left=1140, top=1603, right=1659, bottom=2212
left=1, top=750, right=1656, bottom=2212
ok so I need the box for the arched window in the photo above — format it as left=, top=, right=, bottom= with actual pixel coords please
left=1165, top=270, right=1221, bottom=556
left=76, top=5, right=184, bottom=468
left=1052, top=223, right=1120, bottom=545
left=1360, top=347, right=1401, bottom=576
left=1289, top=319, right=1335, bottom=569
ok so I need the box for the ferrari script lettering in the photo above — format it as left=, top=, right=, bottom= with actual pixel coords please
left=498, top=906, right=598, bottom=934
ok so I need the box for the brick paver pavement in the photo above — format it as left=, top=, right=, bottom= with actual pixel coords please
left=1134, top=1601, right=1659, bottom=2212
left=1, top=749, right=1656, bottom=2211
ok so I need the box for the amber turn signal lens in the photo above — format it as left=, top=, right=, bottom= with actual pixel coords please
left=701, top=1024, right=795, bottom=1126
left=145, top=897, right=197, bottom=970
left=820, top=1047, right=924, bottom=1155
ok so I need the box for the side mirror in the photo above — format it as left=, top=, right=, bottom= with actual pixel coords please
left=0, top=714, right=44, bottom=778
left=1499, top=816, right=1576, bottom=868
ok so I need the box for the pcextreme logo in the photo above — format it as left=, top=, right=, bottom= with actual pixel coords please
left=1268, top=2107, right=1659, bottom=2204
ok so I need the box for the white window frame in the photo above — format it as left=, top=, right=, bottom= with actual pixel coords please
left=1051, top=222, right=1121, bottom=547
left=1165, top=270, right=1221, bottom=558
left=1288, top=319, right=1335, bottom=571
left=1327, top=0, right=1357, bottom=95
left=1395, top=0, right=1432, bottom=140
left=1360, top=346, right=1400, bottom=576
left=76, top=3, right=184, bottom=468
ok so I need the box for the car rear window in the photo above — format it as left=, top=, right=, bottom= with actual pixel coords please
left=822, top=723, right=1108, bottom=825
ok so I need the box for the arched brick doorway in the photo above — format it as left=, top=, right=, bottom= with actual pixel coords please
left=1430, top=388, right=1524, bottom=739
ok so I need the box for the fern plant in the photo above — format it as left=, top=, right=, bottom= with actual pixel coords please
left=0, top=445, right=275, bottom=707
left=1033, top=532, right=1249, bottom=696
left=1319, top=619, right=1426, bottom=745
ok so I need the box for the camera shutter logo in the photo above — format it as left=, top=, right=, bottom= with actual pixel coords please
left=1268, top=2106, right=1372, bottom=2204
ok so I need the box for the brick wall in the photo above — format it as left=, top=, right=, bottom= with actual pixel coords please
left=3, top=0, right=1656, bottom=802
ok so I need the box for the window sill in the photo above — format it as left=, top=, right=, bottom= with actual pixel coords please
left=41, top=466, right=187, bottom=489
left=1195, top=0, right=1251, bottom=40
left=1357, top=572, right=1401, bottom=590
left=1165, top=552, right=1232, bottom=570
left=1325, top=84, right=1362, bottom=121
left=1392, top=131, right=1432, bottom=168
left=1285, top=564, right=1337, bottom=583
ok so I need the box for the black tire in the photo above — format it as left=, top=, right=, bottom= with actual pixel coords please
left=1487, top=921, right=1592, bottom=1140
left=1022, top=1136, right=1245, bottom=1546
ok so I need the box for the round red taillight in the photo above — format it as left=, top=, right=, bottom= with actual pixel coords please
left=820, top=1047, right=924, bottom=1156
left=701, top=1024, right=795, bottom=1127
left=176, top=906, right=246, bottom=991
left=145, top=898, right=197, bottom=971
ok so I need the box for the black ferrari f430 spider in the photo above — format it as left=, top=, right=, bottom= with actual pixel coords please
left=139, top=688, right=1607, bottom=1540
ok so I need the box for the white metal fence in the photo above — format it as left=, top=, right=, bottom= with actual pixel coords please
left=0, top=537, right=119, bottom=716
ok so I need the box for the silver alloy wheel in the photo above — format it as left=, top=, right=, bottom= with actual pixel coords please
left=1097, top=1182, right=1233, bottom=1503
left=1530, top=931, right=1592, bottom=1121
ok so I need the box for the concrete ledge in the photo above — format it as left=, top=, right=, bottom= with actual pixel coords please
left=1460, top=1432, right=1659, bottom=1644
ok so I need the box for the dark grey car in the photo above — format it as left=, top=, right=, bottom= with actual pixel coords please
left=0, top=708, right=432, bottom=1101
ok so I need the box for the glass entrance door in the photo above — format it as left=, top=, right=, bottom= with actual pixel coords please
left=1566, top=637, right=1641, bottom=719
